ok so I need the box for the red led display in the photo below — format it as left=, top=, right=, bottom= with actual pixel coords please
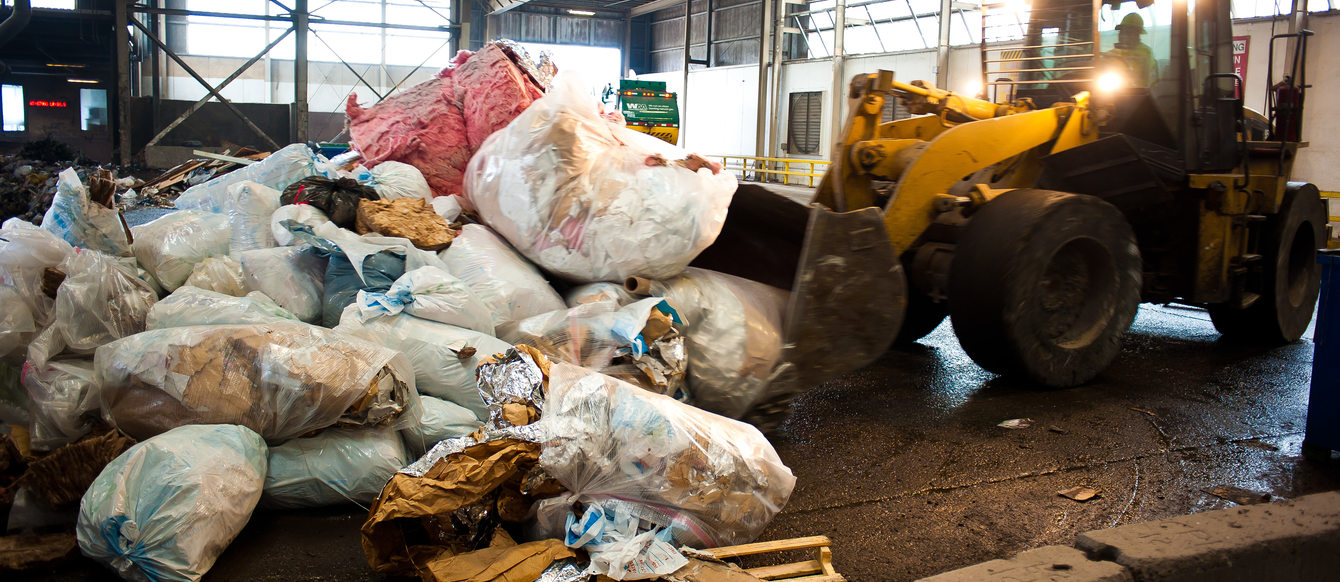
left=27, top=100, right=68, bottom=108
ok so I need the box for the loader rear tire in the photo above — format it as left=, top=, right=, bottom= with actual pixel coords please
left=949, top=189, right=1142, bottom=387
left=1209, top=183, right=1325, bottom=344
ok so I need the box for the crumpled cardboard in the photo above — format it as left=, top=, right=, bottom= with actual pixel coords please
left=356, top=197, right=457, bottom=251
left=663, top=558, right=765, bottom=582
left=409, top=538, right=575, bottom=582
left=361, top=438, right=551, bottom=576
left=16, top=430, right=135, bottom=508
left=0, top=532, right=78, bottom=570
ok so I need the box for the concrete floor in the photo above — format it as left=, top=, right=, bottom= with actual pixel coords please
left=18, top=302, right=1339, bottom=582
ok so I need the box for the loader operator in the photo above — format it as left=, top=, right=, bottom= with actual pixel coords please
left=1104, top=12, right=1158, bottom=88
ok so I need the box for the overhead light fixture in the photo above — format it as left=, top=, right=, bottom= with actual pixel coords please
left=67, top=78, right=100, bottom=84
left=46, top=63, right=84, bottom=68
left=568, top=9, right=596, bottom=16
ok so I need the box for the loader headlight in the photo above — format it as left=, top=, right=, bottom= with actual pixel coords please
left=1097, top=71, right=1125, bottom=93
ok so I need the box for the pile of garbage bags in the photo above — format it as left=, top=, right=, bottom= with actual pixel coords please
left=0, top=39, right=807, bottom=582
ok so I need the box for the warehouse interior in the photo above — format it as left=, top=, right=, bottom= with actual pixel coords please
left=2, top=0, right=1336, bottom=192
left=2, top=0, right=1340, bottom=581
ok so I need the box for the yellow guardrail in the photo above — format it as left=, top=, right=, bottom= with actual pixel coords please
left=714, top=155, right=831, bottom=187
left=1321, top=191, right=1340, bottom=249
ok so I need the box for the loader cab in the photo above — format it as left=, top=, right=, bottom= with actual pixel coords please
left=982, top=0, right=1239, bottom=171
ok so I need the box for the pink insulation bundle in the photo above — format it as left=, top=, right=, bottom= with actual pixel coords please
left=345, top=42, right=547, bottom=199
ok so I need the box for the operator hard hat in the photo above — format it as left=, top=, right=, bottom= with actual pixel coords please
left=1117, top=13, right=1145, bottom=33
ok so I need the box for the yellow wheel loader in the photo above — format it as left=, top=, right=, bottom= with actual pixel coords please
left=691, top=0, right=1323, bottom=427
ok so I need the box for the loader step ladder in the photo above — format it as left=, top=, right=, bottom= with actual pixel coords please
left=698, top=536, right=845, bottom=581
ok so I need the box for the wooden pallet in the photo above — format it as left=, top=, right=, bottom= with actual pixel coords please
left=697, top=536, right=844, bottom=582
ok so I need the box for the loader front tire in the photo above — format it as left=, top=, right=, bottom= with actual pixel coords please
left=1209, top=183, right=1325, bottom=344
left=949, top=189, right=1142, bottom=387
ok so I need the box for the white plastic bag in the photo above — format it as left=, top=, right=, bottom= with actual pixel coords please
left=311, top=221, right=447, bottom=285
left=131, top=210, right=231, bottom=292
left=146, top=287, right=299, bottom=330
left=510, top=298, right=673, bottom=371
left=239, top=246, right=326, bottom=324
left=355, top=266, right=494, bottom=335
left=227, top=181, right=281, bottom=258
left=400, top=395, right=480, bottom=456
left=431, top=196, right=462, bottom=222
left=464, top=73, right=736, bottom=283
left=182, top=256, right=246, bottom=296
left=263, top=427, right=408, bottom=509
left=565, top=282, right=637, bottom=307
left=367, top=161, right=431, bottom=200
left=0, top=287, right=35, bottom=361
left=651, top=268, right=788, bottom=419
left=28, top=250, right=158, bottom=367
left=95, top=323, right=420, bottom=442
left=175, top=143, right=321, bottom=213
left=536, top=363, right=795, bottom=548
left=334, top=303, right=505, bottom=418
left=0, top=218, right=75, bottom=327
left=270, top=204, right=330, bottom=246
left=23, top=358, right=98, bottom=451
left=77, top=424, right=267, bottom=582
left=440, top=224, right=564, bottom=337
left=41, top=168, right=133, bottom=257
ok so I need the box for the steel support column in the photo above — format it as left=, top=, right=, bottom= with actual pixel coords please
left=457, top=0, right=471, bottom=54
left=935, top=0, right=951, bottom=88
left=293, top=0, right=309, bottom=143
left=755, top=0, right=772, bottom=162
left=116, top=0, right=132, bottom=165
left=768, top=0, right=788, bottom=162
left=680, top=0, right=691, bottom=146
left=828, top=0, right=845, bottom=154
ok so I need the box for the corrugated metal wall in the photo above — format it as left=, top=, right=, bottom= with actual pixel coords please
left=493, top=7, right=624, bottom=47
left=648, top=0, right=763, bottom=72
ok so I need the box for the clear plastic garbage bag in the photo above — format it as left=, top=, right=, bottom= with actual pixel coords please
left=131, top=210, right=231, bottom=292
left=77, top=424, right=267, bottom=582
left=95, top=323, right=420, bottom=442
left=439, top=224, right=564, bottom=338
left=146, top=286, right=299, bottom=330
left=263, top=426, right=408, bottom=509
left=464, top=73, right=736, bottom=283
left=334, top=303, right=505, bottom=418
left=534, top=363, right=795, bottom=549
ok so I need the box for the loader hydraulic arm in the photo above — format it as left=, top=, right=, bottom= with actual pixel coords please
left=816, top=70, right=1095, bottom=256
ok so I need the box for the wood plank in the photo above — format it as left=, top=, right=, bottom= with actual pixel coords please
left=744, top=559, right=823, bottom=579
left=784, top=575, right=845, bottom=582
left=701, top=536, right=833, bottom=559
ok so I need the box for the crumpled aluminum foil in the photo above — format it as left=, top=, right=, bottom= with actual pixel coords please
left=492, top=39, right=556, bottom=89
left=476, top=348, right=547, bottom=430
left=399, top=435, right=479, bottom=477
left=534, top=558, right=592, bottom=582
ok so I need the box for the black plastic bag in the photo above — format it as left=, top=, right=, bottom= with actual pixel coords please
left=280, top=176, right=379, bottom=229
left=322, top=251, right=405, bottom=327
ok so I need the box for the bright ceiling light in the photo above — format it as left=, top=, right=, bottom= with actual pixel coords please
left=67, top=78, right=100, bottom=84
left=960, top=80, right=982, bottom=98
left=567, top=9, right=595, bottom=16
left=1096, top=71, right=1124, bottom=92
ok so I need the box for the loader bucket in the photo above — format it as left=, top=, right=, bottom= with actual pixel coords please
left=690, top=184, right=906, bottom=425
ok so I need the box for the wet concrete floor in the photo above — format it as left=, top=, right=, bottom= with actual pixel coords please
left=19, top=305, right=1340, bottom=581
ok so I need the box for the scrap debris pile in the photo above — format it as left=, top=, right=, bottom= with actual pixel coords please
left=0, top=40, right=806, bottom=582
